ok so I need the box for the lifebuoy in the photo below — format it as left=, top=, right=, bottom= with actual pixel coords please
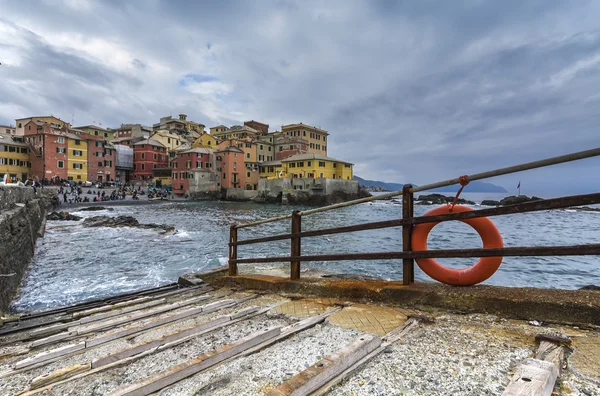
left=411, top=205, right=503, bottom=286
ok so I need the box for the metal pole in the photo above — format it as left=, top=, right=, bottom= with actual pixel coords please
left=402, top=185, right=414, bottom=285
left=290, top=210, right=302, bottom=280
left=228, top=225, right=238, bottom=276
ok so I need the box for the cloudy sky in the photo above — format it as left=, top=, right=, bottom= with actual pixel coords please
left=1, top=0, right=600, bottom=194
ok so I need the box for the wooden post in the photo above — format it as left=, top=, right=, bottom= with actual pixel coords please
left=402, top=184, right=414, bottom=285
left=290, top=210, right=302, bottom=280
left=228, top=225, right=238, bottom=276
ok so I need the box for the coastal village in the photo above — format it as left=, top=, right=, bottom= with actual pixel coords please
left=0, top=115, right=356, bottom=202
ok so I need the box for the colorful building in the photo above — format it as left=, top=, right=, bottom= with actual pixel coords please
left=216, top=146, right=246, bottom=189
left=192, top=133, right=218, bottom=149
left=259, top=153, right=353, bottom=180
left=281, top=123, right=328, bottom=156
left=273, top=134, right=309, bottom=160
left=74, top=125, right=115, bottom=140
left=132, top=139, right=168, bottom=180
left=67, top=133, right=88, bottom=182
left=209, top=125, right=228, bottom=135
left=0, top=125, right=16, bottom=136
left=170, top=148, right=218, bottom=195
left=149, top=131, right=184, bottom=151
left=0, top=133, right=31, bottom=182
left=113, top=124, right=152, bottom=139
left=15, top=116, right=71, bottom=136
left=23, top=121, right=69, bottom=181
left=153, top=114, right=205, bottom=135
left=83, top=133, right=115, bottom=183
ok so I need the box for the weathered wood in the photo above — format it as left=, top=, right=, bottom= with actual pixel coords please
left=402, top=184, right=414, bottom=285
left=14, top=342, right=85, bottom=369
left=311, top=316, right=426, bottom=396
left=290, top=210, right=302, bottom=280
left=503, top=358, right=558, bottom=396
left=108, top=327, right=282, bottom=396
left=16, top=302, right=280, bottom=395
left=29, top=363, right=91, bottom=390
left=229, top=225, right=238, bottom=276
left=268, top=334, right=382, bottom=396
left=77, top=299, right=166, bottom=324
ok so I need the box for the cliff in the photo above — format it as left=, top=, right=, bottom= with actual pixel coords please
left=0, top=186, right=59, bottom=314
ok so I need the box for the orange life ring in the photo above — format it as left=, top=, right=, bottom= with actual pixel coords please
left=411, top=205, right=503, bottom=286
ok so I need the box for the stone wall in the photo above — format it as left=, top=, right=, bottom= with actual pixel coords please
left=0, top=186, right=58, bottom=313
left=225, top=188, right=259, bottom=201
left=255, top=177, right=368, bottom=205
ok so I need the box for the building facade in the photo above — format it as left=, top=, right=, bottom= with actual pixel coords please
left=170, top=148, right=218, bottom=195
left=0, top=133, right=31, bottom=182
left=15, top=116, right=71, bottom=136
left=260, top=153, right=353, bottom=180
left=132, top=139, right=168, bottom=180
left=281, top=123, right=328, bottom=156
left=23, top=121, right=69, bottom=181
left=67, top=134, right=88, bottom=182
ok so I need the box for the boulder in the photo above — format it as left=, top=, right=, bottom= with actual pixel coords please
left=78, top=206, right=114, bottom=211
left=82, top=215, right=174, bottom=231
left=415, top=193, right=475, bottom=206
left=178, top=273, right=205, bottom=287
left=499, top=195, right=543, bottom=206
left=47, top=211, right=82, bottom=221
left=481, top=200, right=501, bottom=206
left=580, top=285, right=600, bottom=291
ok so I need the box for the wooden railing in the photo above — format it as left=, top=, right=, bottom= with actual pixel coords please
left=228, top=148, right=600, bottom=285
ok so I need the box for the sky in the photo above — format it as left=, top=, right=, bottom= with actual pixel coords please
left=1, top=0, right=600, bottom=195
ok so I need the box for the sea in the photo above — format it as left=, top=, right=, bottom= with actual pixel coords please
left=10, top=192, right=600, bottom=313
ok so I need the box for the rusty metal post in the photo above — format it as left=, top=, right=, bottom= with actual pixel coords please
left=228, top=225, right=238, bottom=276
left=402, top=184, right=414, bottom=285
left=290, top=210, right=302, bottom=280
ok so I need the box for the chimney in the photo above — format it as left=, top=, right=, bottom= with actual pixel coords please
left=179, top=114, right=187, bottom=121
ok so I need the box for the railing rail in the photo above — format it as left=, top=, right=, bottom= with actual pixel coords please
left=228, top=148, right=600, bottom=284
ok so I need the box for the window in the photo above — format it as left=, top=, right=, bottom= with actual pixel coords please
left=75, top=140, right=80, bottom=145
left=245, top=143, right=251, bottom=148
left=223, top=173, right=226, bottom=179
left=260, top=145, right=263, bottom=150
left=98, top=161, right=103, bottom=167
left=310, top=143, right=314, bottom=149
left=141, top=153, right=145, bottom=160
left=105, top=161, right=112, bottom=167
left=298, top=162, right=304, bottom=167
left=186, top=160, right=191, bottom=168
left=57, top=160, right=64, bottom=168
left=247, top=172, right=251, bottom=178
left=18, top=123, right=21, bottom=128
left=345, top=164, right=351, bottom=168
left=316, top=144, right=320, bottom=150
left=77, top=175, right=81, bottom=180
left=289, top=163, right=296, bottom=168
left=141, top=164, right=145, bottom=171
left=153, top=164, right=156, bottom=168
left=307, top=161, right=311, bottom=166
left=173, top=173, right=177, bottom=179
left=154, top=153, right=157, bottom=160
left=303, top=131, right=306, bottom=136
left=268, top=146, right=271, bottom=151
left=279, top=147, right=282, bottom=151
left=58, top=137, right=65, bottom=143
left=320, top=172, right=324, bottom=178
left=73, top=150, right=82, bottom=156
left=258, top=155, right=264, bottom=161
left=56, top=147, right=66, bottom=154
left=246, top=153, right=250, bottom=159
left=323, top=146, right=327, bottom=151
left=319, top=161, right=325, bottom=167
left=134, top=164, right=137, bottom=170
left=72, top=163, right=82, bottom=169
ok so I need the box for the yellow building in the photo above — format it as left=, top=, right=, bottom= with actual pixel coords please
left=281, top=123, right=328, bottom=155
left=73, top=125, right=115, bottom=140
left=209, top=125, right=229, bottom=135
left=67, top=133, right=88, bottom=181
left=0, top=133, right=31, bottom=182
left=150, top=131, right=183, bottom=151
left=260, top=153, right=353, bottom=180
left=15, top=116, right=71, bottom=136
left=192, top=133, right=218, bottom=149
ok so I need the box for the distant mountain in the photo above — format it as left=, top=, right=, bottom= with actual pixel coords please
left=354, top=176, right=507, bottom=193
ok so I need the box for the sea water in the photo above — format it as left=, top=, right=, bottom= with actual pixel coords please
left=10, top=193, right=600, bottom=312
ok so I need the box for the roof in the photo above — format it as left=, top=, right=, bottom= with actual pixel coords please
left=73, top=125, right=108, bottom=131
left=16, top=116, right=70, bottom=124
left=216, top=146, right=244, bottom=153
left=260, top=160, right=282, bottom=166
left=211, top=125, right=228, bottom=129
left=181, top=148, right=215, bottom=155
left=281, top=123, right=329, bottom=135
left=133, top=139, right=165, bottom=147
left=281, top=153, right=353, bottom=165
left=66, top=133, right=85, bottom=140
left=0, top=133, right=28, bottom=147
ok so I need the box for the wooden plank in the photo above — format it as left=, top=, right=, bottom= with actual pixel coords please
left=13, top=302, right=287, bottom=396
left=72, top=297, right=152, bottom=318
left=108, top=327, right=282, bottom=396
left=503, top=359, right=558, bottom=396
left=29, top=363, right=91, bottom=390
left=311, top=316, right=428, bottom=396
left=14, top=342, right=86, bottom=369
left=77, top=299, right=166, bottom=324
left=267, top=334, right=382, bottom=396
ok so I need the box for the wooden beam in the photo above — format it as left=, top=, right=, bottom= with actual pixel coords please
left=108, top=327, right=282, bottom=396
left=267, top=334, right=382, bottom=396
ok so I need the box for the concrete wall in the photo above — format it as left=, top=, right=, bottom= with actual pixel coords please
left=0, top=186, right=58, bottom=313
left=225, top=188, right=259, bottom=201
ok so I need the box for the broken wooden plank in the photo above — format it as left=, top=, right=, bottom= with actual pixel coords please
left=109, top=327, right=282, bottom=396
left=14, top=301, right=287, bottom=396
left=14, top=342, right=86, bottom=370
left=311, top=315, right=431, bottom=396
left=268, top=334, right=382, bottom=396
left=77, top=299, right=166, bottom=324
left=29, top=363, right=91, bottom=390
left=503, top=333, right=570, bottom=396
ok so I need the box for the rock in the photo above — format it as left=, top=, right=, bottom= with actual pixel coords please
left=178, top=273, right=205, bottom=287
left=415, top=194, right=475, bottom=206
left=480, top=200, right=501, bottom=206
left=47, top=211, right=82, bottom=221
left=579, top=285, right=600, bottom=291
left=82, top=215, right=174, bottom=231
left=499, top=195, right=543, bottom=206
left=571, top=206, right=600, bottom=213
left=78, top=206, right=114, bottom=211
